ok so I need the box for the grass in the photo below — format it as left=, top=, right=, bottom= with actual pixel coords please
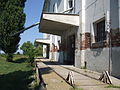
left=0, top=54, right=36, bottom=90
left=105, top=84, right=120, bottom=89
left=69, top=87, right=83, bottom=90
left=69, top=85, right=83, bottom=90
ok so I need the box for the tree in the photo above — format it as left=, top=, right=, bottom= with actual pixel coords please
left=20, top=41, right=35, bottom=55
left=20, top=41, right=36, bottom=65
left=34, top=43, right=43, bottom=56
left=0, top=0, right=26, bottom=61
left=20, top=41, right=43, bottom=65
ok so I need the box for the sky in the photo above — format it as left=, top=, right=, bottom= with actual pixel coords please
left=18, top=0, right=44, bottom=53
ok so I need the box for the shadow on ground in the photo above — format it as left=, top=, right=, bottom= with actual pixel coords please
left=42, top=61, right=73, bottom=66
left=13, top=58, right=27, bottom=63
left=0, top=70, right=34, bottom=90
left=39, top=67, right=53, bottom=75
left=42, top=61, right=59, bottom=65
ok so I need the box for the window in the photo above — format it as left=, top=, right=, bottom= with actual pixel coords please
left=53, top=3, right=55, bottom=12
left=53, top=3, right=58, bottom=13
left=43, top=0, right=50, bottom=12
left=68, top=0, right=74, bottom=9
left=95, top=20, right=106, bottom=42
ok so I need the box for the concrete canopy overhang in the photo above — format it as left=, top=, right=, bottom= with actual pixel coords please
left=39, top=13, right=79, bottom=35
left=35, top=39, right=50, bottom=45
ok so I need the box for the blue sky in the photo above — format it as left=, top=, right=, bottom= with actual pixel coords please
left=18, top=0, right=44, bottom=53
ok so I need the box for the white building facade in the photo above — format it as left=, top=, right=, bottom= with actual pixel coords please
left=39, top=0, right=120, bottom=78
left=35, top=33, right=61, bottom=61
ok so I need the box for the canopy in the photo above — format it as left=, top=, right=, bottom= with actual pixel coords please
left=39, top=13, right=79, bottom=35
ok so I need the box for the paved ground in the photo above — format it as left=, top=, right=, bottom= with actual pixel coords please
left=36, top=58, right=120, bottom=90
left=37, top=61, right=72, bottom=90
left=61, top=65, right=120, bottom=86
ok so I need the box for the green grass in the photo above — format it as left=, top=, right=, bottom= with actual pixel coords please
left=69, top=88, right=83, bottom=90
left=69, top=85, right=83, bottom=90
left=0, top=54, right=36, bottom=90
left=105, top=84, right=120, bottom=89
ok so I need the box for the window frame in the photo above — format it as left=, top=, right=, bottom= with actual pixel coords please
left=68, top=0, right=74, bottom=9
left=53, top=2, right=58, bottom=13
left=93, top=18, right=106, bottom=43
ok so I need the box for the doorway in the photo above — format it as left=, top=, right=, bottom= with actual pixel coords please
left=67, top=35, right=75, bottom=65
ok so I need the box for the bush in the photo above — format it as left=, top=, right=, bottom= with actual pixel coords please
left=27, top=55, right=34, bottom=65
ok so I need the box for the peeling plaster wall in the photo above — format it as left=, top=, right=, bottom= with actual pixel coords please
left=84, top=48, right=109, bottom=72
left=79, top=0, right=120, bottom=78
left=80, top=0, right=110, bottom=69
left=110, top=0, right=119, bottom=30
left=111, top=47, right=120, bottom=78
left=110, top=0, right=120, bottom=78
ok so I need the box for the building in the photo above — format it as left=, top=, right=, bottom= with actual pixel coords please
left=38, top=0, right=120, bottom=78
left=35, top=33, right=61, bottom=61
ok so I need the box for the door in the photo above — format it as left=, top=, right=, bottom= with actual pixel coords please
left=68, top=35, right=75, bottom=65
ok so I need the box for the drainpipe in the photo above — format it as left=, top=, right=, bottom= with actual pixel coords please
left=106, top=11, right=112, bottom=75
left=73, top=0, right=75, bottom=13
left=109, top=29, right=112, bottom=76
left=10, top=22, right=40, bottom=36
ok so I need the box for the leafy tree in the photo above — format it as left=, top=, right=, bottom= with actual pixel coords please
left=34, top=43, right=43, bottom=57
left=20, top=41, right=36, bottom=65
left=0, top=0, right=26, bottom=61
left=20, top=41, right=35, bottom=55
left=20, top=41, right=43, bottom=65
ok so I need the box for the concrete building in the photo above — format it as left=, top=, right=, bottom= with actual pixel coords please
left=35, top=33, right=61, bottom=61
left=39, top=0, right=120, bottom=78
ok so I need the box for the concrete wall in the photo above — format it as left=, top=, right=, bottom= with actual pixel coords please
left=83, top=46, right=120, bottom=78
left=85, top=0, right=110, bottom=33
left=110, top=0, right=120, bottom=78
left=57, top=0, right=64, bottom=12
left=111, top=47, right=120, bottom=78
left=119, top=0, right=120, bottom=29
left=84, top=48, right=109, bottom=72
left=74, top=0, right=82, bottom=14
left=79, top=0, right=120, bottom=78
left=110, top=0, right=119, bottom=30
left=83, top=45, right=120, bottom=79
left=79, top=0, right=110, bottom=68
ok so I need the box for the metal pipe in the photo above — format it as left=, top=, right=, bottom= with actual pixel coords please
left=106, top=11, right=111, bottom=75
left=10, top=22, right=40, bottom=36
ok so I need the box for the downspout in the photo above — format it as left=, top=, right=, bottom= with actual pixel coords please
left=106, top=11, right=112, bottom=75
left=73, top=0, right=75, bottom=13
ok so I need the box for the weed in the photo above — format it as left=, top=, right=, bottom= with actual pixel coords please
left=105, top=85, right=120, bottom=88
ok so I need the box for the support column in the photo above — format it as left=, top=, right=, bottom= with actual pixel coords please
left=80, top=0, right=86, bottom=67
